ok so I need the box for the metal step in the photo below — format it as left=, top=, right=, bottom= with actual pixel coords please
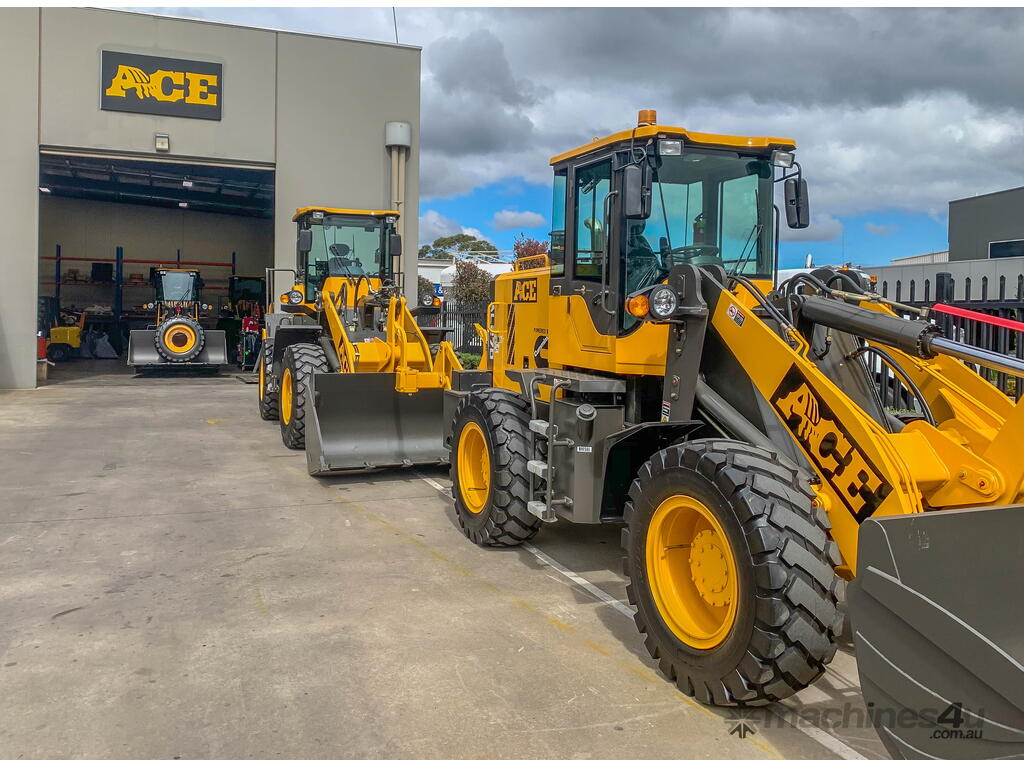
left=527, top=460, right=548, bottom=477
left=529, top=419, right=549, bottom=436
left=527, top=500, right=557, bottom=522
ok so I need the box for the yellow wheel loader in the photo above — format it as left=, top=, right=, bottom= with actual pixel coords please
left=258, top=207, right=462, bottom=470
left=442, top=111, right=1024, bottom=758
left=127, top=268, right=227, bottom=371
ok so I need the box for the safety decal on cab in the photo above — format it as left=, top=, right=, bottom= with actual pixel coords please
left=726, top=304, right=745, bottom=327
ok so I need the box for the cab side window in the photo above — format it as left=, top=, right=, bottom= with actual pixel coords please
left=549, top=168, right=567, bottom=276
left=573, top=160, right=612, bottom=281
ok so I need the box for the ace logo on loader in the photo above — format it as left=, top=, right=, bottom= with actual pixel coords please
left=511, top=278, right=538, bottom=303
left=101, top=51, right=222, bottom=120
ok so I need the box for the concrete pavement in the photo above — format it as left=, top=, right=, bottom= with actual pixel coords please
left=0, top=362, right=885, bottom=758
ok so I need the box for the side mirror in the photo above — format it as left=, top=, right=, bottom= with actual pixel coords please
left=297, top=228, right=313, bottom=254
left=785, top=177, right=810, bottom=229
left=622, top=164, right=652, bottom=219
left=389, top=233, right=403, bottom=258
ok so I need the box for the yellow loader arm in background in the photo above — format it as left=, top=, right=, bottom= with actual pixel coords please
left=320, top=285, right=462, bottom=392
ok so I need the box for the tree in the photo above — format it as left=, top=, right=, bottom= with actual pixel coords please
left=419, top=233, right=497, bottom=260
left=513, top=232, right=549, bottom=259
left=513, top=232, right=549, bottom=269
left=451, top=259, right=491, bottom=305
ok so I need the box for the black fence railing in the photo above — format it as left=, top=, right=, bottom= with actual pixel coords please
left=877, top=272, right=1023, bottom=402
left=419, top=301, right=488, bottom=356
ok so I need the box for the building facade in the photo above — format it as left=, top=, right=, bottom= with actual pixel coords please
left=949, top=187, right=1024, bottom=262
left=0, top=8, right=421, bottom=388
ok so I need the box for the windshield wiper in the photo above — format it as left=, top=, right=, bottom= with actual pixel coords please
left=728, top=222, right=763, bottom=277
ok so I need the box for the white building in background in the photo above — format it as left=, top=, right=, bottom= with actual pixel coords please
left=887, top=250, right=949, bottom=266
left=419, top=252, right=515, bottom=293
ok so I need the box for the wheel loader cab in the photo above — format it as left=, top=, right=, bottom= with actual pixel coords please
left=490, top=114, right=801, bottom=389
left=549, top=123, right=788, bottom=338
left=284, top=207, right=402, bottom=315
left=150, top=268, right=210, bottom=322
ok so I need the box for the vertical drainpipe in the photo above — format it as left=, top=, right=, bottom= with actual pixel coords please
left=385, top=121, right=412, bottom=296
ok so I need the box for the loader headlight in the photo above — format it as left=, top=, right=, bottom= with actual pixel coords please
left=287, top=290, right=304, bottom=304
left=771, top=150, right=795, bottom=168
left=648, top=286, right=678, bottom=319
left=147, top=302, right=155, bottom=309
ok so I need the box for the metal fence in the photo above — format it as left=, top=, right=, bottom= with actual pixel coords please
left=419, top=301, right=488, bottom=357
left=877, top=271, right=1023, bottom=402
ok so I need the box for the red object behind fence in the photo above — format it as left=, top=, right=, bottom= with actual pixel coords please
left=931, top=303, right=1024, bottom=334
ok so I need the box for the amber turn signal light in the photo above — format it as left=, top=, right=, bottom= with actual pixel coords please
left=626, top=295, right=650, bottom=318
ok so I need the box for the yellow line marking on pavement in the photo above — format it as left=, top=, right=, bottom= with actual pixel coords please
left=252, top=587, right=270, bottom=617
left=584, top=641, right=612, bottom=656
left=545, top=616, right=575, bottom=633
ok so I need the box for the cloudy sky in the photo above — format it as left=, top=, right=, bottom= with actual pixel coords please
left=151, top=6, right=1024, bottom=267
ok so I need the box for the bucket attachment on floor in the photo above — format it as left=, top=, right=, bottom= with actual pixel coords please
left=305, top=371, right=447, bottom=475
left=847, top=506, right=1024, bottom=759
left=127, top=329, right=228, bottom=367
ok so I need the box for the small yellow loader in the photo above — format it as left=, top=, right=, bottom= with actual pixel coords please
left=45, top=310, right=85, bottom=362
left=257, top=207, right=462, bottom=472
left=440, top=111, right=1024, bottom=758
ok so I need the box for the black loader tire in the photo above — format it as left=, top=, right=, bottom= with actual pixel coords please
left=46, top=343, right=72, bottom=363
left=449, top=388, right=542, bottom=546
left=623, top=438, right=845, bottom=706
left=257, top=339, right=278, bottom=421
left=154, top=315, right=205, bottom=362
left=279, top=342, right=329, bottom=450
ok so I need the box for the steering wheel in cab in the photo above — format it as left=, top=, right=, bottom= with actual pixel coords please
left=663, top=244, right=722, bottom=267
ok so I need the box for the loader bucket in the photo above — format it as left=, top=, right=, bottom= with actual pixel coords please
left=127, top=329, right=228, bottom=367
left=847, top=506, right=1024, bottom=758
left=305, top=372, right=447, bottom=475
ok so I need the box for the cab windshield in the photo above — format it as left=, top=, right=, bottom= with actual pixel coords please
left=623, top=151, right=774, bottom=295
left=306, top=215, right=389, bottom=294
left=156, top=272, right=199, bottom=302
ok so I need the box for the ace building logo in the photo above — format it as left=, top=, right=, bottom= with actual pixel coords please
left=101, top=51, right=222, bottom=120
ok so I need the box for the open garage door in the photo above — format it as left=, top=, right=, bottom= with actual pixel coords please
left=37, top=151, right=274, bottom=380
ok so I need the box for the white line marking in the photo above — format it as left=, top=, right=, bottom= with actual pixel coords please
left=415, top=474, right=868, bottom=760
left=418, top=474, right=447, bottom=493
left=522, top=543, right=635, bottom=619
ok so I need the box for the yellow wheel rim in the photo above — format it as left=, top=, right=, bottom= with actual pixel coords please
left=281, top=367, right=293, bottom=425
left=646, top=494, right=739, bottom=649
left=457, top=421, right=490, bottom=514
left=163, top=323, right=197, bottom=354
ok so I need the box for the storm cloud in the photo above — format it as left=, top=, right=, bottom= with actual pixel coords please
left=159, top=7, right=1024, bottom=239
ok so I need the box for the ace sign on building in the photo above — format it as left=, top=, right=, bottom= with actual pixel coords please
left=101, top=51, right=222, bottom=120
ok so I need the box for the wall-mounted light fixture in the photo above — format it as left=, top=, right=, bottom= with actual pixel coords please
left=182, top=178, right=193, bottom=188
left=178, top=202, right=188, bottom=209
left=39, top=186, right=51, bottom=194
left=155, top=133, right=170, bottom=153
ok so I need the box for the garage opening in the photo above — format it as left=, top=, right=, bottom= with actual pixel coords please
left=37, top=151, right=274, bottom=381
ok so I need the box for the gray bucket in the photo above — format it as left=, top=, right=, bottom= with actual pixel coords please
left=127, top=329, right=228, bottom=367
left=848, top=505, right=1024, bottom=758
left=305, top=371, right=448, bottom=475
